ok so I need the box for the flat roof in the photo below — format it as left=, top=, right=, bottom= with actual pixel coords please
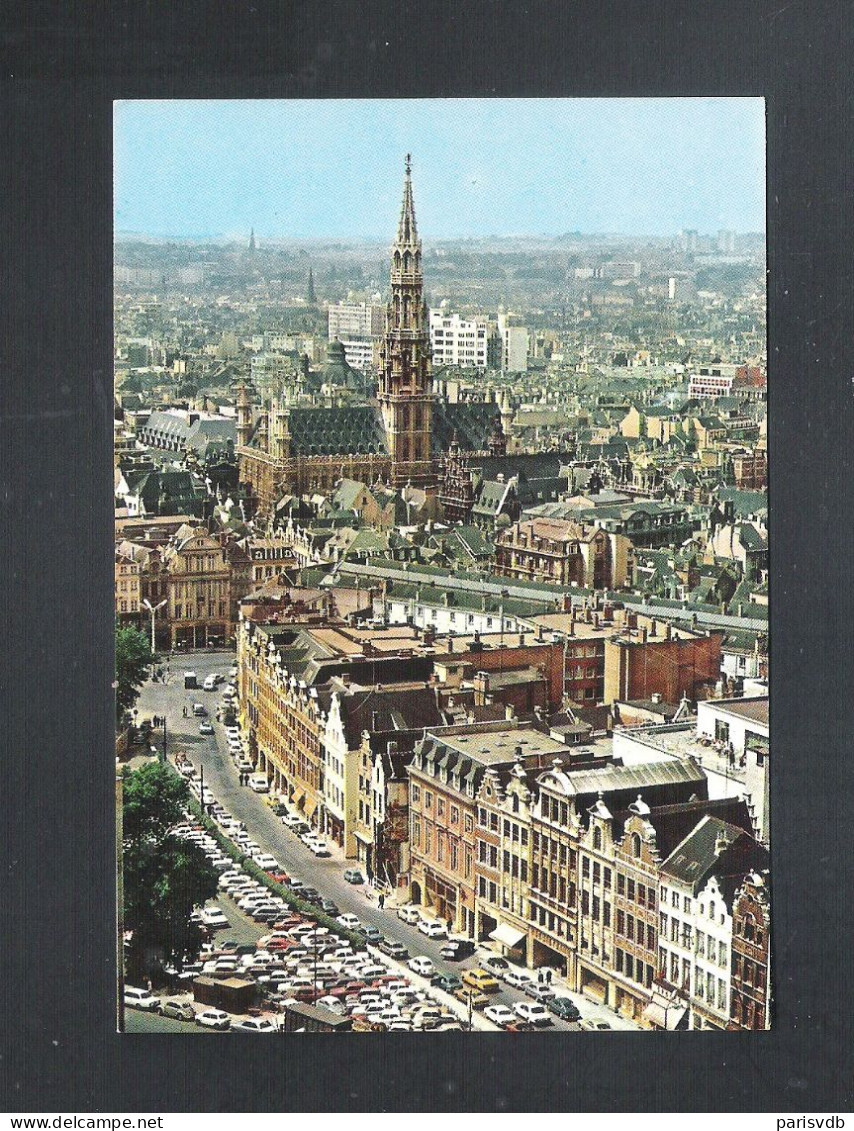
left=429, top=725, right=568, bottom=766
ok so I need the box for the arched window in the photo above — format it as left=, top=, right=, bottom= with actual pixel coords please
left=403, top=251, right=412, bottom=274
left=631, top=833, right=642, bottom=858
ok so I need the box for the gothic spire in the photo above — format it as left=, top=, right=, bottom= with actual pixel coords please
left=396, top=153, right=419, bottom=247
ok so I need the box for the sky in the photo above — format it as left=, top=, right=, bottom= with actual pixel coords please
left=114, top=98, right=766, bottom=240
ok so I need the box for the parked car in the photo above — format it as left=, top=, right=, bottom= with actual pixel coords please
left=378, top=939, right=409, bottom=959
left=198, top=721, right=214, bottom=735
left=462, top=968, right=500, bottom=993
left=336, top=913, right=361, bottom=931
left=231, top=1017, right=278, bottom=1033
left=195, top=1008, right=231, bottom=1030
left=484, top=1003, right=516, bottom=1028
left=526, top=983, right=557, bottom=1003
left=483, top=959, right=510, bottom=980
left=320, top=899, right=340, bottom=916
left=579, top=1018, right=612, bottom=1031
left=343, top=868, right=365, bottom=885
left=124, top=987, right=161, bottom=1012
left=248, top=774, right=269, bottom=793
left=192, top=703, right=207, bottom=717
left=407, top=955, right=435, bottom=978
left=201, top=906, right=229, bottom=929
left=513, top=1002, right=551, bottom=1027
left=309, top=839, right=331, bottom=857
left=357, top=925, right=383, bottom=943
left=159, top=999, right=195, bottom=1022
left=503, top=967, right=535, bottom=990
left=455, top=986, right=489, bottom=1009
left=439, top=939, right=476, bottom=961
left=396, top=905, right=420, bottom=924
left=549, top=997, right=582, bottom=1022
left=417, top=918, right=447, bottom=938
left=431, top=972, right=464, bottom=994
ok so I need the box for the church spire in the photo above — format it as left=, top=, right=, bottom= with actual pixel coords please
left=248, top=227, right=256, bottom=252
left=378, top=155, right=434, bottom=493
left=396, top=153, right=419, bottom=247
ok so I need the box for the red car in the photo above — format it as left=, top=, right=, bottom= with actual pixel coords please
left=269, top=872, right=291, bottom=885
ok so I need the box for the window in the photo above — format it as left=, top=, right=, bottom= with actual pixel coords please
left=450, top=805, right=459, bottom=824
left=411, top=785, right=420, bottom=804
left=437, top=798, right=445, bottom=819
left=593, top=827, right=602, bottom=850
left=425, top=791, right=432, bottom=810
left=617, top=874, right=626, bottom=896
left=464, top=814, right=473, bottom=833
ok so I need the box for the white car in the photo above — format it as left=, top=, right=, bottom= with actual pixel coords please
left=248, top=774, right=269, bottom=793
left=195, top=1008, right=231, bottom=1030
left=124, top=987, right=161, bottom=1012
left=336, top=913, right=361, bottom=931
left=503, top=967, right=535, bottom=990
left=484, top=1003, right=515, bottom=1028
left=231, top=1017, right=278, bottom=1033
left=513, top=1001, right=551, bottom=1027
left=397, top=906, right=421, bottom=925
left=407, top=955, right=435, bottom=978
left=253, top=853, right=279, bottom=871
left=201, top=906, right=229, bottom=928
left=417, top=919, right=447, bottom=938
left=309, top=839, right=331, bottom=857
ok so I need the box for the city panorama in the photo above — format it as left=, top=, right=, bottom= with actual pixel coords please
left=114, top=99, right=769, bottom=1034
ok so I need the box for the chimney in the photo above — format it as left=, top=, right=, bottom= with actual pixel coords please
left=515, top=744, right=523, bottom=760
left=641, top=627, right=648, bottom=643
left=387, top=741, right=398, bottom=756
left=536, top=624, right=544, bottom=642
left=650, top=692, right=662, bottom=704
left=505, top=703, right=515, bottom=721
left=665, top=622, right=672, bottom=641
left=650, top=618, right=657, bottom=637
left=447, top=636, right=454, bottom=653
left=691, top=613, right=699, bottom=630
left=518, top=632, right=526, bottom=647
left=593, top=612, right=600, bottom=628
left=714, top=828, right=732, bottom=856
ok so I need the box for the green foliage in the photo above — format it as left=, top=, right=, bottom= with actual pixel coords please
left=122, top=762, right=218, bottom=979
left=116, top=624, right=154, bottom=721
left=186, top=797, right=366, bottom=951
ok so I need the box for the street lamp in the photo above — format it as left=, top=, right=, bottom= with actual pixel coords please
left=142, top=598, right=167, bottom=656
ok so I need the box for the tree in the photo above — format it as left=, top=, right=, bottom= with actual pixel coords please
left=122, top=762, right=218, bottom=981
left=115, top=624, right=154, bottom=722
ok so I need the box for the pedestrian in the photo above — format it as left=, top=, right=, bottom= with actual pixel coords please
left=546, top=968, right=553, bottom=985
left=183, top=706, right=188, bottom=718
left=378, top=894, right=385, bottom=910
left=146, top=978, right=152, bottom=993
left=538, top=969, right=544, bottom=984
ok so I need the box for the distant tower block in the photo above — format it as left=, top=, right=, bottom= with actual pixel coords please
left=306, top=266, right=317, bottom=305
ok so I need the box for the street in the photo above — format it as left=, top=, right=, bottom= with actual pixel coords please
left=132, top=651, right=639, bottom=1033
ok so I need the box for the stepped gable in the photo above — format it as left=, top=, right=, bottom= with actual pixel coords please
left=286, top=404, right=388, bottom=457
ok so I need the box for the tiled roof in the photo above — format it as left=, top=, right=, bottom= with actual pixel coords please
left=432, top=401, right=499, bottom=454
left=287, top=405, right=388, bottom=457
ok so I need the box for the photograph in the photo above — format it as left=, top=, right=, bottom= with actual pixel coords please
left=112, top=97, right=769, bottom=1036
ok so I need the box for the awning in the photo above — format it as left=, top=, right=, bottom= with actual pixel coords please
left=303, top=795, right=318, bottom=819
left=489, top=923, right=527, bottom=949
left=291, top=789, right=305, bottom=809
left=642, top=999, right=688, bottom=1030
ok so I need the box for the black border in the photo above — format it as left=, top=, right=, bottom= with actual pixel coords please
left=2, top=0, right=852, bottom=1113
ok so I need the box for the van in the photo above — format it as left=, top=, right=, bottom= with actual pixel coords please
left=184, top=672, right=198, bottom=689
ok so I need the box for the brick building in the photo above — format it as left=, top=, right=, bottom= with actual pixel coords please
left=728, top=870, right=771, bottom=1030
left=495, top=517, right=632, bottom=590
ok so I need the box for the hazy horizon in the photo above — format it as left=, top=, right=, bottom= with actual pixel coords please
left=115, top=99, right=765, bottom=242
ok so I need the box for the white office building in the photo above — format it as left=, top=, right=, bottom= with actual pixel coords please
left=429, top=310, right=493, bottom=369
